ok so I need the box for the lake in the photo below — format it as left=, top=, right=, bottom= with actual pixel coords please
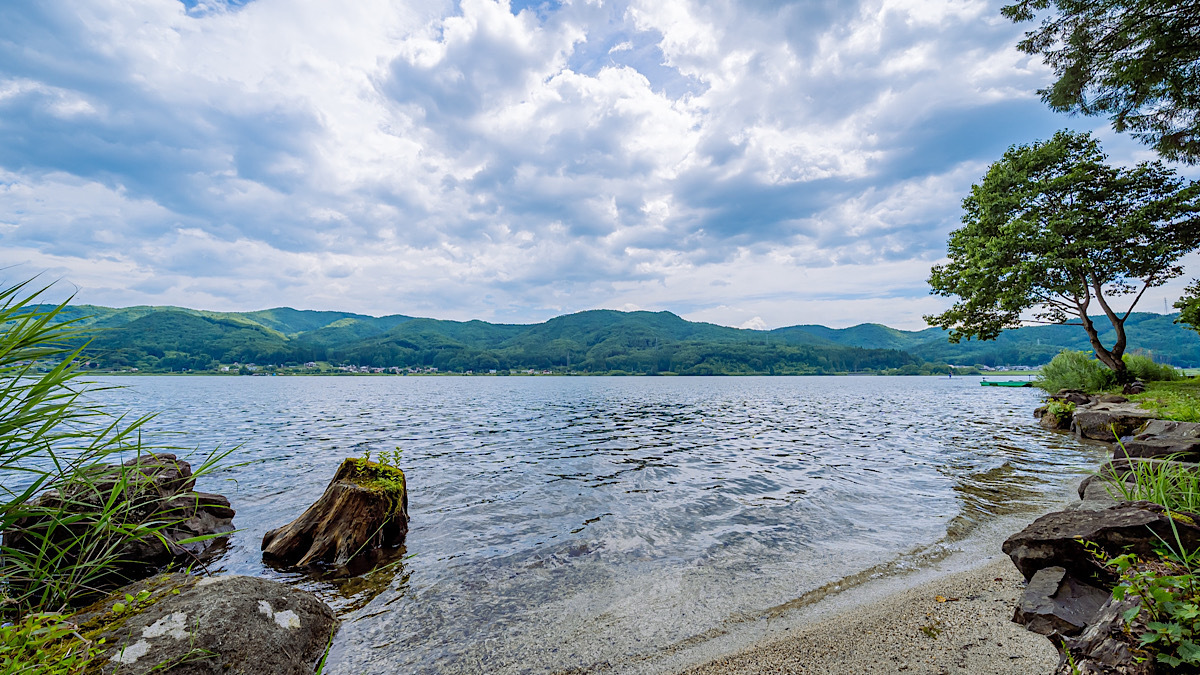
left=86, top=375, right=1102, bottom=673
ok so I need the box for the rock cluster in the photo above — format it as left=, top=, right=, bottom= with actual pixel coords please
left=3, top=453, right=234, bottom=578
left=1033, top=389, right=1159, bottom=441
left=1013, top=392, right=1200, bottom=673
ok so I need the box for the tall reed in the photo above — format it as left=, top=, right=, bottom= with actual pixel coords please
left=0, top=279, right=228, bottom=616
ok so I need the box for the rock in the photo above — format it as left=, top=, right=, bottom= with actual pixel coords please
left=3, top=453, right=234, bottom=581
left=1068, top=478, right=1124, bottom=512
left=1071, top=403, right=1155, bottom=441
left=72, top=572, right=336, bottom=674
left=1054, top=389, right=1094, bottom=406
left=1035, top=404, right=1049, bottom=419
left=1014, top=566, right=1110, bottom=638
left=1040, top=410, right=1073, bottom=430
left=1096, top=395, right=1129, bottom=404
left=1002, top=502, right=1200, bottom=582
left=262, top=458, right=408, bottom=568
left=1116, top=420, right=1200, bottom=462
left=1122, top=381, right=1148, bottom=395
left=1060, top=596, right=1151, bottom=675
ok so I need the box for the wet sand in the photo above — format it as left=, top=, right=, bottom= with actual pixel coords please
left=676, top=556, right=1057, bottom=675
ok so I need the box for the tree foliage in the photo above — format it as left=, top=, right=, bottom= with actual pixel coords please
left=1178, top=280, right=1200, bottom=335
left=1003, top=0, right=1200, bottom=162
left=926, top=130, right=1200, bottom=376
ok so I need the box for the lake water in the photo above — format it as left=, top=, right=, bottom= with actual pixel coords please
left=85, top=375, right=1103, bottom=673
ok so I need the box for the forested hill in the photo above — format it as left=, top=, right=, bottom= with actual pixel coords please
left=43, top=304, right=1200, bottom=374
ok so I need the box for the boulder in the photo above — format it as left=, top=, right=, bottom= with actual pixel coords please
left=262, top=458, right=408, bottom=568
left=1071, top=403, right=1155, bottom=441
left=1116, top=420, right=1200, bottom=462
left=1096, top=395, right=1129, bottom=404
left=1014, top=566, right=1110, bottom=638
left=72, top=573, right=336, bottom=674
left=1002, top=501, right=1200, bottom=582
left=3, top=453, right=234, bottom=581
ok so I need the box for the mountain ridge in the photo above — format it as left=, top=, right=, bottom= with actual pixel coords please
left=38, top=304, right=1200, bottom=372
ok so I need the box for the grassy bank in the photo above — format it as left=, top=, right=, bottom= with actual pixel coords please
left=1128, top=380, right=1200, bottom=423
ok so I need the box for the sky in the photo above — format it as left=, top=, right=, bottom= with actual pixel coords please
left=2, top=0, right=1197, bottom=330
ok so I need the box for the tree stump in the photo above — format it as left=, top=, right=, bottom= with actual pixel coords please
left=261, top=458, right=409, bottom=568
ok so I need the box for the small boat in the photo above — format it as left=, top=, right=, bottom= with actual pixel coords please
left=980, top=380, right=1033, bottom=387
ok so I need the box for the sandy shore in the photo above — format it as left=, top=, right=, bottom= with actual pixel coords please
left=674, top=555, right=1057, bottom=675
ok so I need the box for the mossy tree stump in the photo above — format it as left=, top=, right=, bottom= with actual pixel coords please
left=262, top=458, right=408, bottom=568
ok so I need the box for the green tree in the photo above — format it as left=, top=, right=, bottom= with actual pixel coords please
left=1003, top=0, right=1200, bottom=162
left=1177, top=280, right=1200, bottom=334
left=926, top=131, right=1200, bottom=379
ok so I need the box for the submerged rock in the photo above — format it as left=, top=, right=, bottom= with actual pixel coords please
left=262, top=458, right=409, bottom=568
left=3, top=453, right=234, bottom=582
left=72, top=573, right=336, bottom=674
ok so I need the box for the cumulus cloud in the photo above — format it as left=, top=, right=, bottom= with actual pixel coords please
left=1, top=0, right=1193, bottom=329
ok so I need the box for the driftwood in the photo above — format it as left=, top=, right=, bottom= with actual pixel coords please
left=261, top=458, right=408, bottom=568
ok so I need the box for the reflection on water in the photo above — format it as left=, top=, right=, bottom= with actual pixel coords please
left=82, top=375, right=1104, bottom=674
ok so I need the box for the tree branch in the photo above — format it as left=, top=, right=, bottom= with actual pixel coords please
left=1121, top=280, right=1154, bottom=321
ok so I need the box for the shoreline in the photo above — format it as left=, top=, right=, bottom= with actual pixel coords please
left=606, top=496, right=1085, bottom=675
left=668, top=555, right=1056, bottom=675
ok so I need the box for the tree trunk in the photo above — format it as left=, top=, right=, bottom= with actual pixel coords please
left=1079, top=312, right=1129, bottom=380
left=261, top=459, right=408, bottom=568
left=1089, top=282, right=1134, bottom=383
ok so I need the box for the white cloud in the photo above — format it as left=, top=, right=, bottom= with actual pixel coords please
left=1, top=0, right=1194, bottom=330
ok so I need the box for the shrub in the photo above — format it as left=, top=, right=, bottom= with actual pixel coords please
left=1124, top=353, right=1183, bottom=382
left=1107, top=548, right=1200, bottom=670
left=1045, top=399, right=1076, bottom=425
left=1036, top=350, right=1116, bottom=393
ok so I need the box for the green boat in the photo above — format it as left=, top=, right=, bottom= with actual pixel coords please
left=980, top=380, right=1034, bottom=387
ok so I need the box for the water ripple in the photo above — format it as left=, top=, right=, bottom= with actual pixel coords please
left=83, top=375, right=1104, bottom=674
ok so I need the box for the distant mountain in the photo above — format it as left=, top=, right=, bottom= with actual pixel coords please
left=44, top=303, right=1200, bottom=373
left=776, top=313, right=1198, bottom=368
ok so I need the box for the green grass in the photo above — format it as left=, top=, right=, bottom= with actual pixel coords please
left=1102, top=452, right=1200, bottom=512
left=1128, top=380, right=1200, bottom=423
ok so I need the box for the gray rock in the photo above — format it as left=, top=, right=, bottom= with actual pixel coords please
left=1061, top=595, right=1151, bottom=674
left=1096, top=395, right=1129, bottom=404
left=1068, top=478, right=1124, bottom=512
left=1071, top=403, right=1155, bottom=441
left=1054, top=390, right=1094, bottom=406
left=1002, top=501, right=1200, bottom=581
left=1122, top=381, right=1148, bottom=395
left=73, top=573, right=337, bottom=674
left=1117, top=420, right=1200, bottom=462
left=1014, top=566, right=1110, bottom=637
